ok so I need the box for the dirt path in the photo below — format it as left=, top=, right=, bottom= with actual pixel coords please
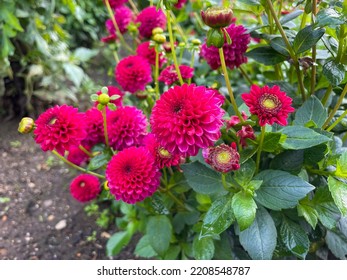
left=0, top=119, right=135, bottom=259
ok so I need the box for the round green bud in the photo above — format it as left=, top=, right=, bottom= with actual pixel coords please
left=191, top=39, right=201, bottom=46
left=98, top=93, right=110, bottom=106
left=152, top=34, right=166, bottom=44
left=152, top=27, right=164, bottom=35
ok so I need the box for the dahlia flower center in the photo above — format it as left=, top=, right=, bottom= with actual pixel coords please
left=123, top=164, right=132, bottom=174
left=48, top=117, right=57, bottom=125
left=158, top=147, right=171, bottom=158
left=80, top=182, right=86, bottom=188
left=216, top=151, right=232, bottom=164
left=260, top=94, right=281, bottom=113
left=172, top=102, right=183, bottom=113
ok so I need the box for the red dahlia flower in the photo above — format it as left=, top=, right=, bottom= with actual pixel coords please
left=106, top=6, right=134, bottom=34
left=136, top=6, right=167, bottom=38
left=150, top=84, right=224, bottom=157
left=241, top=85, right=295, bottom=126
left=107, top=106, right=148, bottom=151
left=106, top=146, right=161, bottom=204
left=115, top=55, right=152, bottom=93
left=34, top=105, right=86, bottom=154
left=136, top=41, right=166, bottom=67
left=70, top=174, right=101, bottom=203
left=81, top=108, right=105, bottom=147
left=201, top=23, right=250, bottom=70
left=158, top=65, right=194, bottom=86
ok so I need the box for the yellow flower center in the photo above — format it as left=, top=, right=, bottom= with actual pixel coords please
left=262, top=98, right=277, bottom=109
left=259, top=93, right=281, bottom=113
left=49, top=117, right=57, bottom=125
left=80, top=182, right=86, bottom=188
left=216, top=151, right=231, bottom=164
left=159, top=148, right=171, bottom=158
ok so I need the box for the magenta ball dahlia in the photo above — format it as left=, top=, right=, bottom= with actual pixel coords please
left=107, top=106, right=148, bottom=151
left=201, top=23, right=250, bottom=70
left=150, top=84, right=224, bottom=157
left=81, top=108, right=105, bottom=147
left=136, top=6, right=167, bottom=38
left=106, top=146, right=161, bottom=204
left=158, top=65, right=194, bottom=86
left=34, top=105, right=86, bottom=154
left=105, top=0, right=128, bottom=9
left=106, top=6, right=133, bottom=34
left=136, top=41, right=166, bottom=67
left=70, top=174, right=101, bottom=203
left=67, top=145, right=90, bottom=166
left=115, top=55, right=152, bottom=93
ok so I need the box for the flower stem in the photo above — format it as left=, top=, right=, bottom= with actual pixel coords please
left=218, top=47, right=243, bottom=121
left=105, top=0, right=134, bottom=54
left=160, top=187, right=187, bottom=210
left=166, top=9, right=184, bottom=85
left=154, top=45, right=160, bottom=100
left=238, top=65, right=252, bottom=85
left=102, top=107, right=109, bottom=147
left=221, top=173, right=228, bottom=191
left=326, top=109, right=347, bottom=132
left=310, top=0, right=318, bottom=96
left=79, top=145, right=93, bottom=157
left=323, top=83, right=347, bottom=129
left=170, top=11, right=187, bottom=43
left=188, top=50, right=195, bottom=85
left=52, top=150, right=105, bottom=179
left=255, top=126, right=266, bottom=174
left=128, top=0, right=139, bottom=14
left=321, top=85, right=333, bottom=106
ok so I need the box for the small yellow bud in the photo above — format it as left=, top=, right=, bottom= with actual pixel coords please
left=152, top=34, right=166, bottom=44
left=98, top=93, right=110, bottom=106
left=18, top=117, right=35, bottom=134
left=152, top=27, right=164, bottom=35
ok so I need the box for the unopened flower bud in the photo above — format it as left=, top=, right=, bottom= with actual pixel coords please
left=18, top=117, right=35, bottom=134
left=152, top=34, right=166, bottom=44
left=152, top=27, right=164, bottom=35
left=98, top=93, right=110, bottom=105
left=201, top=7, right=233, bottom=29
left=104, top=181, right=110, bottom=191
left=191, top=39, right=201, bottom=46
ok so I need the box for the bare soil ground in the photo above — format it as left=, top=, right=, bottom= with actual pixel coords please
left=0, top=119, right=135, bottom=260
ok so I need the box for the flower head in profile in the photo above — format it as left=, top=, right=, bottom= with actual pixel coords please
left=143, top=133, right=181, bottom=168
left=136, top=6, right=167, bottom=38
left=136, top=41, right=166, bottom=67
left=202, top=143, right=240, bottom=173
left=115, top=55, right=152, bottom=93
left=158, top=65, right=194, bottom=86
left=95, top=86, right=124, bottom=108
left=201, top=23, right=250, bottom=70
left=226, top=111, right=248, bottom=129
left=150, top=84, right=224, bottom=157
left=237, top=125, right=256, bottom=148
left=81, top=108, right=105, bottom=147
left=70, top=174, right=101, bottom=203
left=34, top=105, right=86, bottom=154
left=201, top=7, right=233, bottom=29
left=106, top=146, right=161, bottom=204
left=241, top=85, right=295, bottom=126
left=107, top=106, right=148, bottom=151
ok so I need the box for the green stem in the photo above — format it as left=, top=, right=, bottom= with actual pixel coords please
left=218, top=47, right=243, bottom=121
left=310, top=0, right=318, bottom=96
left=160, top=187, right=187, bottom=210
left=221, top=173, right=228, bottom=191
left=323, top=83, right=347, bottom=129
left=342, top=132, right=347, bottom=143
left=166, top=9, right=184, bottom=85
left=188, top=50, right=195, bottom=85
left=326, top=109, right=347, bottom=132
left=128, top=0, right=139, bottom=14
left=154, top=45, right=160, bottom=100
left=239, top=65, right=253, bottom=85
left=295, top=63, right=306, bottom=101
left=256, top=126, right=266, bottom=174
left=102, top=107, right=109, bottom=147
left=170, top=11, right=187, bottom=43
left=79, top=145, right=93, bottom=157
left=113, top=50, right=119, bottom=63
left=321, top=85, right=333, bottom=106
left=52, top=150, right=105, bottom=179
left=105, top=0, right=134, bottom=54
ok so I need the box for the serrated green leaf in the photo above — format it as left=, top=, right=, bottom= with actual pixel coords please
left=270, top=150, right=304, bottom=174
left=200, top=195, right=234, bottom=238
left=246, top=46, right=287, bottom=65
left=280, top=218, right=310, bottom=259
left=336, top=152, right=347, bottom=178
left=134, top=235, right=157, bottom=258
left=297, top=200, right=318, bottom=229
left=262, top=132, right=282, bottom=152
left=281, top=126, right=331, bottom=150
left=193, top=235, right=215, bottom=260
left=73, top=47, right=98, bottom=62
left=304, top=144, right=327, bottom=166
left=326, top=217, right=347, bottom=260
left=323, top=60, right=346, bottom=86
left=255, top=170, right=315, bottom=210
left=293, top=25, right=325, bottom=54
left=239, top=206, right=277, bottom=260
left=316, top=8, right=346, bottom=27
left=293, top=95, right=327, bottom=128
left=63, top=63, right=84, bottom=87
left=182, top=162, right=224, bottom=194
left=147, top=215, right=172, bottom=256
left=232, top=192, right=257, bottom=231
left=106, top=231, right=132, bottom=256
left=234, top=159, right=256, bottom=186
left=328, top=176, right=347, bottom=216
left=239, top=147, right=258, bottom=164
left=270, top=37, right=290, bottom=56
left=87, top=148, right=113, bottom=171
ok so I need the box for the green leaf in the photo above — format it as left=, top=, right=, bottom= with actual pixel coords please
left=213, top=232, right=233, bottom=260
left=245, top=46, right=287, bottom=65
left=106, top=231, right=132, bottom=256
left=270, top=150, right=304, bottom=174
left=182, top=161, right=224, bottom=194
left=147, top=215, right=172, bottom=256
left=200, top=195, right=234, bottom=238
left=63, top=63, right=84, bottom=87
left=239, top=206, right=277, bottom=260
left=316, top=8, right=346, bottom=27
left=193, top=235, right=215, bottom=260
left=240, top=147, right=257, bottom=164
left=2, top=8, right=24, bottom=32
left=134, top=235, right=157, bottom=258
left=326, top=217, right=347, bottom=260
left=328, top=176, right=347, bottom=216
left=304, top=144, right=327, bottom=166
left=262, top=132, right=282, bottom=152
left=232, top=192, right=257, bottom=231
left=279, top=10, right=304, bottom=24
left=73, top=47, right=98, bottom=62
left=255, top=170, right=315, bottom=210
left=280, top=218, right=310, bottom=259
left=323, top=60, right=346, bottom=86
left=293, top=95, right=327, bottom=128
left=234, top=159, right=256, bottom=186
left=281, top=126, right=331, bottom=150
left=270, top=37, right=290, bottom=56
left=163, top=245, right=181, bottom=260
left=293, top=25, right=325, bottom=54
left=297, top=200, right=318, bottom=229
left=336, top=152, right=347, bottom=178
left=87, top=148, right=113, bottom=171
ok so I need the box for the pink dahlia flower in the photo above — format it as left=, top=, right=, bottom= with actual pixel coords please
left=81, top=108, right=105, bottom=147
left=67, top=145, right=90, bottom=166
left=150, top=84, right=224, bottom=157
left=95, top=86, right=124, bottom=108
left=237, top=125, right=256, bottom=147
left=136, top=41, right=166, bottom=67
left=158, top=65, right=194, bottom=86
left=70, top=174, right=101, bottom=202
left=174, top=0, right=187, bottom=9
left=241, top=85, right=295, bottom=126
left=115, top=55, right=152, bottom=93
left=136, top=6, right=167, bottom=38
left=106, top=6, right=133, bottom=34
left=201, top=23, right=250, bottom=70
left=34, top=105, right=86, bottom=154
left=105, top=0, right=128, bottom=9
left=106, top=146, right=161, bottom=204
left=107, top=106, right=148, bottom=151
left=142, top=133, right=181, bottom=168
left=226, top=111, right=248, bottom=129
